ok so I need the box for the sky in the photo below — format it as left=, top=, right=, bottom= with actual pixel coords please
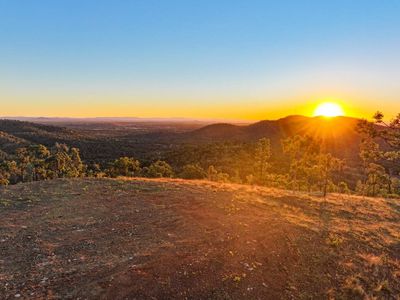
left=0, top=0, right=400, bottom=120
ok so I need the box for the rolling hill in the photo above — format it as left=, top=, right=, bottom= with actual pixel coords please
left=0, top=120, right=88, bottom=155
left=0, top=116, right=370, bottom=165
left=185, top=115, right=363, bottom=162
left=0, top=119, right=166, bottom=162
left=188, top=115, right=360, bottom=140
left=0, top=178, right=399, bottom=299
left=0, top=131, right=30, bottom=154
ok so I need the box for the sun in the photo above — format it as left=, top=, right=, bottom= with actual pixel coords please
left=313, top=102, right=344, bottom=117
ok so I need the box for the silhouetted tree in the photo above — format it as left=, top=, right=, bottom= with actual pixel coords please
left=145, top=160, right=174, bottom=178
left=207, top=165, right=219, bottom=181
left=0, top=160, right=10, bottom=185
left=108, top=157, right=141, bottom=177
left=365, top=163, right=389, bottom=196
left=357, top=114, right=395, bottom=196
left=47, top=143, right=84, bottom=179
left=282, top=135, right=320, bottom=191
left=27, top=144, right=51, bottom=181
left=254, top=138, right=271, bottom=184
left=372, top=112, right=400, bottom=195
left=316, top=153, right=343, bottom=197
left=338, top=181, right=351, bottom=194
left=179, top=164, right=206, bottom=179
left=206, top=165, right=230, bottom=182
left=86, top=162, right=103, bottom=177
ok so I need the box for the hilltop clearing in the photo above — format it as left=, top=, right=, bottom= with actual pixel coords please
left=0, top=178, right=399, bottom=299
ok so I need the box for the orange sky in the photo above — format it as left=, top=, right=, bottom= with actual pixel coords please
left=1, top=90, right=396, bottom=121
left=1, top=1, right=399, bottom=121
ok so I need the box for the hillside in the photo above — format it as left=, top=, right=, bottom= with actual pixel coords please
left=0, top=116, right=366, bottom=164
left=1, top=178, right=399, bottom=299
left=0, top=120, right=88, bottom=155
left=0, top=119, right=198, bottom=163
left=0, top=120, right=168, bottom=162
left=0, top=120, right=83, bottom=141
left=0, top=131, right=30, bottom=154
left=189, top=115, right=360, bottom=140
left=186, top=115, right=363, bottom=162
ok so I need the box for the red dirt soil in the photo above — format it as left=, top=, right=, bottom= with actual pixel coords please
left=0, top=178, right=399, bottom=299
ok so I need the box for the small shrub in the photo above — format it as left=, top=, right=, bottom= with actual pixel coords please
left=145, top=160, right=174, bottom=178
left=179, top=164, right=206, bottom=179
left=326, top=233, right=343, bottom=248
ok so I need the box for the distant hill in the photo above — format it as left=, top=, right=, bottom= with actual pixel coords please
left=189, top=115, right=360, bottom=141
left=0, top=131, right=30, bottom=154
left=0, top=119, right=86, bottom=142
left=0, top=116, right=368, bottom=164
left=0, top=119, right=183, bottom=162
left=0, top=178, right=399, bottom=299
left=0, top=119, right=91, bottom=156
left=185, top=115, right=363, bottom=162
left=0, top=116, right=247, bottom=125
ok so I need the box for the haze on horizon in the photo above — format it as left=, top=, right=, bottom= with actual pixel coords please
left=1, top=0, right=400, bottom=120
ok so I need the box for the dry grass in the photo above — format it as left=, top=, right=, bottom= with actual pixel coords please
left=0, top=177, right=399, bottom=299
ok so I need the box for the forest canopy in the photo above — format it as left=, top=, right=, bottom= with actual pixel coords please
left=1, top=113, right=400, bottom=197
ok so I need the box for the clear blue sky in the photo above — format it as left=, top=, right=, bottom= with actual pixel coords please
left=1, top=0, right=399, bottom=119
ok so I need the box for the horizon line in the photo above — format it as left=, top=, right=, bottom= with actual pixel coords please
left=0, top=114, right=361, bottom=123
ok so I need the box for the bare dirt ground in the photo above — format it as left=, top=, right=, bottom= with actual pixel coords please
left=0, top=178, right=399, bottom=299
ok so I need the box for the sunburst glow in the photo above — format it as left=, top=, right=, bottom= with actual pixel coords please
left=313, top=102, right=344, bottom=117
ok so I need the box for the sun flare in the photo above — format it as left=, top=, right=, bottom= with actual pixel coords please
left=313, top=102, right=344, bottom=117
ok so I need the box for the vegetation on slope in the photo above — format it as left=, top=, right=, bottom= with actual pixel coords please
left=1, top=112, right=400, bottom=198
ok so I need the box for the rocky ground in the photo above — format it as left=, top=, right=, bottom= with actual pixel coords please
left=0, top=178, right=399, bottom=299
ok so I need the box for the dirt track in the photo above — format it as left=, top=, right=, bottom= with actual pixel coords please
left=1, top=178, right=399, bottom=299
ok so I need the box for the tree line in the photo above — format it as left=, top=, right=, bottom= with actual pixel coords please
left=1, top=112, right=399, bottom=197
